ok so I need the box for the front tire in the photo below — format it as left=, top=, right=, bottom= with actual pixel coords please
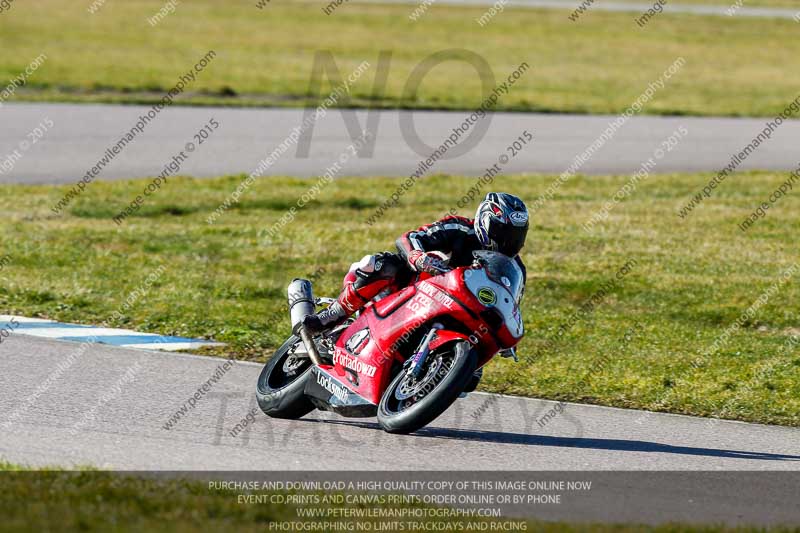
left=377, top=341, right=477, bottom=434
left=256, top=335, right=315, bottom=419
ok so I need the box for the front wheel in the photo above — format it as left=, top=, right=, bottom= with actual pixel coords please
left=256, top=335, right=316, bottom=419
left=377, top=341, right=477, bottom=434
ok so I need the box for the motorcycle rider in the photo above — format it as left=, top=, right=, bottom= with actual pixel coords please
left=295, top=192, right=529, bottom=337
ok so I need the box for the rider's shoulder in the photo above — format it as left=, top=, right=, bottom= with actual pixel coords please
left=435, top=214, right=473, bottom=227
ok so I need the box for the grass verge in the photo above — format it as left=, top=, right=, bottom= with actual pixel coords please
left=0, top=172, right=798, bottom=426
left=1, top=0, right=799, bottom=117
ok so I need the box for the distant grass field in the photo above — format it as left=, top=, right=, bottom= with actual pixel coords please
left=0, top=172, right=798, bottom=426
left=1, top=0, right=799, bottom=117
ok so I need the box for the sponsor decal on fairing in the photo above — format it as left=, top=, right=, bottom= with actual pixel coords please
left=345, top=328, right=370, bottom=354
left=316, top=371, right=350, bottom=402
left=418, top=281, right=455, bottom=310
left=334, top=351, right=378, bottom=377
left=477, top=287, right=497, bottom=306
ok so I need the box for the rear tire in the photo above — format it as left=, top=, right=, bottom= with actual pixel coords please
left=256, top=335, right=315, bottom=419
left=377, top=341, right=477, bottom=434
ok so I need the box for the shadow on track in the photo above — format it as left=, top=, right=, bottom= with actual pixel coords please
left=306, top=419, right=800, bottom=462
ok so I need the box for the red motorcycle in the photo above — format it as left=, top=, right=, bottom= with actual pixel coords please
left=256, top=251, right=524, bottom=434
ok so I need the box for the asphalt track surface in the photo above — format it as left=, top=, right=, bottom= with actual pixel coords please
left=2, top=103, right=799, bottom=184
left=362, top=0, right=800, bottom=19
left=3, top=334, right=800, bottom=524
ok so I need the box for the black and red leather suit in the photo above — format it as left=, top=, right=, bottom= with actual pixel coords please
left=335, top=215, right=527, bottom=316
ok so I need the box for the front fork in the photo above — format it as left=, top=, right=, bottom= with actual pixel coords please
left=405, top=323, right=444, bottom=379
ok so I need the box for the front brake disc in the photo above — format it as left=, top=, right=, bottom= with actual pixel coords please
left=394, top=355, right=443, bottom=401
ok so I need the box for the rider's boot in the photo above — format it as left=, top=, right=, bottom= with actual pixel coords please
left=294, top=301, right=347, bottom=337
left=293, top=282, right=370, bottom=337
left=293, top=252, right=406, bottom=337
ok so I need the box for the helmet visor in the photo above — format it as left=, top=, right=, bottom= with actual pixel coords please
left=488, top=220, right=527, bottom=257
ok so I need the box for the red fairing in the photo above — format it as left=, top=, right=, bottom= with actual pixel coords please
left=424, top=270, right=521, bottom=352
left=327, top=263, right=523, bottom=405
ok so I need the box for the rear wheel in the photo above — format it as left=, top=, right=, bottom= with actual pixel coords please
left=256, top=335, right=315, bottom=419
left=377, top=341, right=477, bottom=434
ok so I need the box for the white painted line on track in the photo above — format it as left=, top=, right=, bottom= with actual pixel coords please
left=1, top=315, right=223, bottom=352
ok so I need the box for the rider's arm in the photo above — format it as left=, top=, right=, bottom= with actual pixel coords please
left=396, top=216, right=473, bottom=270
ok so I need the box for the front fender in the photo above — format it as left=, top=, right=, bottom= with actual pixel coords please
left=428, top=330, right=471, bottom=352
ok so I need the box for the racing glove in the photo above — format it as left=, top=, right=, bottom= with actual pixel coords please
left=408, top=250, right=449, bottom=275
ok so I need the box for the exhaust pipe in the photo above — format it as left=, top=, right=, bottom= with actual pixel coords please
left=288, top=278, right=315, bottom=331
left=287, top=278, right=322, bottom=366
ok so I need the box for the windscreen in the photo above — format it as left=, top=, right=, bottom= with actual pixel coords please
left=472, top=250, right=524, bottom=303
